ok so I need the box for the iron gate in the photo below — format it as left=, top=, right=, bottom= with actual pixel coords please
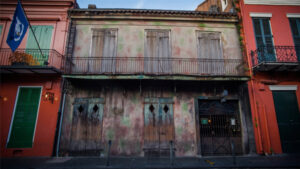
left=198, top=100, right=243, bottom=156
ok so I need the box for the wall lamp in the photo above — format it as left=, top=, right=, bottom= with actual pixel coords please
left=43, top=92, right=54, bottom=103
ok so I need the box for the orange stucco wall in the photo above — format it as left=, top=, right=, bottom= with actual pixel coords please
left=0, top=0, right=75, bottom=157
left=0, top=76, right=62, bottom=157
left=240, top=0, right=300, bottom=154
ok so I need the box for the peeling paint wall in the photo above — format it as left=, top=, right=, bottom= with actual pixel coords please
left=59, top=80, right=252, bottom=157
left=73, top=20, right=242, bottom=60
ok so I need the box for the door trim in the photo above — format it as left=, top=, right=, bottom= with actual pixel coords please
left=269, top=85, right=297, bottom=91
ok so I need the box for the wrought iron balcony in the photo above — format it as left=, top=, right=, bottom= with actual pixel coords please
left=0, top=48, right=65, bottom=74
left=65, top=57, right=244, bottom=76
left=251, top=46, right=300, bottom=72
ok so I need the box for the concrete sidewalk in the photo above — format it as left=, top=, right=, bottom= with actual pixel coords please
left=1, top=154, right=300, bottom=169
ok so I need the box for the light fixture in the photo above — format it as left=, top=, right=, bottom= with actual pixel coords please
left=43, top=92, right=54, bottom=103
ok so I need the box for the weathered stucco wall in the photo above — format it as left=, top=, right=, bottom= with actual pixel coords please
left=59, top=80, right=253, bottom=157
left=72, top=20, right=242, bottom=60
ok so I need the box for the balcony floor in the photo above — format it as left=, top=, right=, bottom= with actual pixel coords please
left=253, top=62, right=300, bottom=72
left=0, top=66, right=62, bottom=74
left=63, top=74, right=250, bottom=81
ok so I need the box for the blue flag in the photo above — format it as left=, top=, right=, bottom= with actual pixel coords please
left=6, top=1, right=29, bottom=52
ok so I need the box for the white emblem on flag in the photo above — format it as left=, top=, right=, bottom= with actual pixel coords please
left=14, top=16, right=24, bottom=42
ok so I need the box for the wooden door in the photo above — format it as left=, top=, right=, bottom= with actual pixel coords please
left=273, top=91, right=300, bottom=153
left=144, top=98, right=174, bottom=156
left=69, top=98, right=104, bottom=156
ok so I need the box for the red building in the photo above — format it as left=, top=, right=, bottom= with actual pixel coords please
left=239, top=0, right=300, bottom=154
left=0, top=0, right=76, bottom=157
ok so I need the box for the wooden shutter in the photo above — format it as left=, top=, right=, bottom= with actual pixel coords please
left=0, top=25, right=3, bottom=37
left=7, top=87, right=41, bottom=148
left=90, top=29, right=117, bottom=73
left=289, top=18, right=300, bottom=61
left=102, top=29, right=117, bottom=73
left=145, top=30, right=170, bottom=74
left=252, top=18, right=275, bottom=61
left=145, top=31, right=159, bottom=73
left=197, top=32, right=224, bottom=74
left=89, top=29, right=104, bottom=73
left=158, top=31, right=171, bottom=73
left=26, top=26, right=53, bottom=64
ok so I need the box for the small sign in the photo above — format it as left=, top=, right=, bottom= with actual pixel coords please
left=201, top=118, right=208, bottom=125
left=231, top=118, right=236, bottom=125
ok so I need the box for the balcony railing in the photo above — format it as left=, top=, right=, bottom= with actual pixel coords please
left=251, top=46, right=300, bottom=70
left=65, top=57, right=244, bottom=76
left=0, top=48, right=65, bottom=70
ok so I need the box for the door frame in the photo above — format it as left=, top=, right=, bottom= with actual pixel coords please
left=194, top=96, right=244, bottom=156
left=269, top=85, right=299, bottom=153
left=6, top=86, right=43, bottom=148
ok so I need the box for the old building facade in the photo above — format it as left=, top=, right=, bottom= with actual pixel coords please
left=57, top=8, right=255, bottom=157
left=0, top=0, right=76, bottom=157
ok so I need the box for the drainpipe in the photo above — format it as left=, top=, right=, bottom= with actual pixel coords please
left=54, top=78, right=67, bottom=157
left=238, top=0, right=264, bottom=154
left=250, top=80, right=264, bottom=154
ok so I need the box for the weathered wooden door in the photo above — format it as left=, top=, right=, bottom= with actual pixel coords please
left=144, top=98, right=174, bottom=156
left=272, top=91, right=300, bottom=153
left=69, top=98, right=104, bottom=156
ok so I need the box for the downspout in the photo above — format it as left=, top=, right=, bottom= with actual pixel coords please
left=237, top=0, right=263, bottom=154
left=56, top=78, right=66, bottom=157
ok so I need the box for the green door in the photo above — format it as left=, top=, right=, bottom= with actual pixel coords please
left=272, top=91, right=300, bottom=153
left=7, top=87, right=42, bottom=148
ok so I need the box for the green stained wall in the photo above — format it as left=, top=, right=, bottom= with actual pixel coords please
left=73, top=20, right=241, bottom=60
left=59, top=80, right=245, bottom=157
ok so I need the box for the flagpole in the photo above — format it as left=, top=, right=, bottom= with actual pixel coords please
left=18, top=0, right=44, bottom=58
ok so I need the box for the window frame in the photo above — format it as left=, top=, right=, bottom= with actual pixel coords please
left=89, top=28, right=118, bottom=58
left=196, top=31, right=224, bottom=59
left=144, top=29, right=171, bottom=59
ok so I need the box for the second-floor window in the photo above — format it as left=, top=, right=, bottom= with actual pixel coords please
left=90, top=28, right=117, bottom=72
left=289, top=18, right=300, bottom=61
left=26, top=25, right=53, bottom=64
left=197, top=31, right=224, bottom=74
left=90, top=28, right=117, bottom=57
left=145, top=29, right=171, bottom=73
left=252, top=18, right=275, bottom=61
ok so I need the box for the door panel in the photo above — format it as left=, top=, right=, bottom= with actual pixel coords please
left=272, top=91, right=300, bottom=153
left=144, top=98, right=174, bottom=157
left=7, top=87, right=41, bottom=148
left=69, top=98, right=104, bottom=156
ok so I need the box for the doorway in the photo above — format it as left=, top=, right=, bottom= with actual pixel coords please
left=143, top=98, right=174, bottom=157
left=272, top=90, right=300, bottom=153
left=197, top=99, right=243, bottom=156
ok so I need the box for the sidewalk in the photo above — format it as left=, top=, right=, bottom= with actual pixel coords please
left=1, top=154, right=300, bottom=169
